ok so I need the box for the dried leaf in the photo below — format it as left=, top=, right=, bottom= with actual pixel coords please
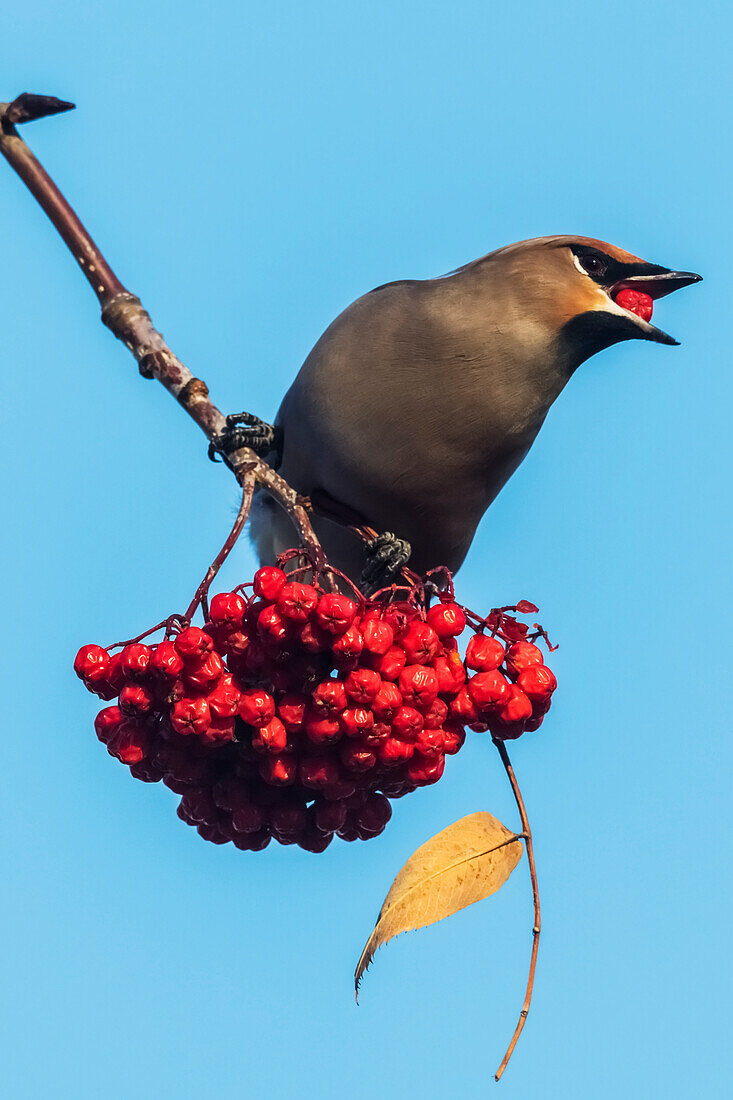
left=355, top=812, right=523, bottom=997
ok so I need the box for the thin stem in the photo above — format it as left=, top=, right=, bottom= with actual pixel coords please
left=492, top=738, right=541, bottom=1083
left=184, top=469, right=256, bottom=622
left=0, top=95, right=324, bottom=558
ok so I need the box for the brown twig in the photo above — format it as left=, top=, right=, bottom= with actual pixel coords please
left=0, top=92, right=322, bottom=561
left=492, top=738, right=541, bottom=1083
left=184, top=469, right=257, bottom=622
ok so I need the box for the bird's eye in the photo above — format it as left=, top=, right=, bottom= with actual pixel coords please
left=575, top=251, right=609, bottom=280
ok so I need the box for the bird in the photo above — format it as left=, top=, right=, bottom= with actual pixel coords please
left=235, top=235, right=700, bottom=586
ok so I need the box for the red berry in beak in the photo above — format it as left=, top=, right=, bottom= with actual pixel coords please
left=614, top=287, right=653, bottom=323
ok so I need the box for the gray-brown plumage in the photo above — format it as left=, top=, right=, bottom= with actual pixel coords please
left=251, top=235, right=700, bottom=580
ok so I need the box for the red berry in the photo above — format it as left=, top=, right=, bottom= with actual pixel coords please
left=232, top=829, right=271, bottom=851
left=368, top=644, right=406, bottom=681
left=448, top=686, right=480, bottom=723
left=426, top=602, right=466, bottom=639
left=251, top=717, right=288, bottom=754
left=103, top=652, right=126, bottom=694
left=174, top=628, right=213, bottom=663
left=225, top=629, right=252, bottom=659
left=299, top=754, right=340, bottom=790
left=339, top=741, right=377, bottom=772
left=203, top=715, right=237, bottom=744
left=257, top=604, right=292, bottom=645
left=170, top=696, right=211, bottom=736
left=74, top=644, right=110, bottom=684
left=119, top=682, right=154, bottom=717
left=94, top=705, right=123, bottom=744
left=180, top=787, right=218, bottom=825
left=399, top=665, right=440, bottom=708
left=357, top=793, right=392, bottom=834
left=517, top=665, right=557, bottom=703
left=414, top=727, right=445, bottom=758
left=231, top=803, right=266, bottom=833
left=314, top=799, right=347, bottom=833
left=304, top=710, right=342, bottom=745
left=465, top=634, right=505, bottom=672
left=239, top=688, right=276, bottom=728
left=252, top=566, right=287, bottom=601
left=391, top=705, right=424, bottom=740
left=150, top=641, right=184, bottom=681
left=207, top=675, right=242, bottom=719
left=299, top=619, right=331, bottom=653
left=331, top=624, right=364, bottom=661
left=614, top=287, right=654, bottom=322
left=277, top=693, right=308, bottom=732
left=184, top=650, right=224, bottom=693
left=377, top=737, right=414, bottom=764
left=421, top=697, right=449, bottom=729
left=312, top=679, right=349, bottom=715
left=259, top=753, right=297, bottom=786
left=243, top=643, right=270, bottom=676
left=407, top=751, right=445, bottom=786
left=372, top=681, right=403, bottom=721
left=197, top=824, right=230, bottom=844
left=322, top=777, right=357, bottom=801
left=363, top=720, right=391, bottom=747
left=433, top=650, right=467, bottom=694
left=270, top=800, right=308, bottom=837
left=129, top=760, right=165, bottom=783
left=468, top=670, right=511, bottom=712
left=362, top=618, right=394, bottom=656
left=298, top=829, right=334, bottom=853
left=401, top=622, right=441, bottom=664
left=500, top=684, right=533, bottom=724
left=276, top=582, right=319, bottom=623
left=383, top=602, right=419, bottom=639
left=505, top=642, right=544, bottom=678
left=340, top=707, right=375, bottom=739
left=345, top=668, right=382, bottom=705
left=315, top=593, right=358, bottom=635
left=108, top=722, right=149, bottom=765
left=442, top=722, right=466, bottom=755
left=212, top=778, right=251, bottom=812
left=119, top=643, right=153, bottom=680
left=209, top=591, right=246, bottom=628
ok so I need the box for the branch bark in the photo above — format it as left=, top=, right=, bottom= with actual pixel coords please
left=0, top=93, right=323, bottom=564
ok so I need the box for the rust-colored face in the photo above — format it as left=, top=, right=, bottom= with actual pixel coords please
left=488, top=235, right=701, bottom=347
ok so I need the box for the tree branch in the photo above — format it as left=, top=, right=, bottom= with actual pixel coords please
left=492, top=738, right=541, bottom=1082
left=0, top=92, right=323, bottom=563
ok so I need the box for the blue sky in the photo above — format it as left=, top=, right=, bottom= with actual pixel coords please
left=1, top=2, right=730, bottom=1097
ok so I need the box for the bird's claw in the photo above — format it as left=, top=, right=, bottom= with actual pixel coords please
left=361, top=532, right=411, bottom=592
left=208, top=412, right=282, bottom=463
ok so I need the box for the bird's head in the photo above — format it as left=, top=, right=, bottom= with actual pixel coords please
left=482, top=235, right=701, bottom=366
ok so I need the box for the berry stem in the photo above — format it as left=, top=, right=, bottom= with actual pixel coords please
left=184, top=470, right=256, bottom=623
left=492, top=738, right=541, bottom=1083
left=0, top=94, right=323, bottom=560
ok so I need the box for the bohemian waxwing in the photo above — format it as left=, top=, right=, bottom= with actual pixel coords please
left=245, top=235, right=700, bottom=583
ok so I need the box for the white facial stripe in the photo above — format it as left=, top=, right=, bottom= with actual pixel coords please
left=572, top=252, right=588, bottom=277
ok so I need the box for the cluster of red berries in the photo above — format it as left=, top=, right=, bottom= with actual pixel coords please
left=74, top=566, right=556, bottom=853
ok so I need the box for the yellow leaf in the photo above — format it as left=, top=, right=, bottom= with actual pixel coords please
left=355, top=812, right=523, bottom=998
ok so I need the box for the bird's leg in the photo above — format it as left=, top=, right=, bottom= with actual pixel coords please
left=208, top=412, right=283, bottom=463
left=361, top=531, right=412, bottom=592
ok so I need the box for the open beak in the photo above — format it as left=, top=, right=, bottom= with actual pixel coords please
left=610, top=268, right=702, bottom=346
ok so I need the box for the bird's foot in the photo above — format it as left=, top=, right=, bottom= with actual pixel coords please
left=208, top=412, right=283, bottom=463
left=361, top=531, right=411, bottom=592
